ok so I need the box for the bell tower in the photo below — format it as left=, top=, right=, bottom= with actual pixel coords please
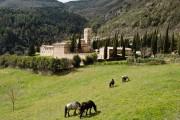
left=84, top=28, right=92, bottom=45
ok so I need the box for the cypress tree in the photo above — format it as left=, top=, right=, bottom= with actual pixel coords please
left=151, top=30, right=158, bottom=56
left=136, top=32, right=141, bottom=51
left=132, top=34, right=137, bottom=54
left=132, top=32, right=141, bottom=55
left=92, top=40, right=98, bottom=49
left=77, top=34, right=82, bottom=52
left=142, top=32, right=148, bottom=48
left=104, top=38, right=109, bottom=59
left=163, top=25, right=170, bottom=53
left=157, top=33, right=163, bottom=54
left=170, top=32, right=175, bottom=53
left=112, top=33, right=118, bottom=58
left=70, top=34, right=77, bottom=53
left=28, top=43, right=35, bottom=56
left=121, top=34, right=126, bottom=59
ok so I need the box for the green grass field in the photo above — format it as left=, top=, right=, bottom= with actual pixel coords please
left=0, top=64, right=180, bottom=120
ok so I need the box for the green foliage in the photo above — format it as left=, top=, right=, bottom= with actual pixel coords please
left=96, top=0, right=180, bottom=36
left=77, top=34, right=82, bottom=52
left=170, top=32, right=176, bottom=52
left=0, top=55, right=72, bottom=74
left=127, top=57, right=166, bottom=65
left=121, top=34, right=126, bottom=58
left=70, top=34, right=77, bottom=53
left=163, top=25, right=170, bottom=53
left=104, top=38, right=109, bottom=59
left=72, top=55, right=81, bottom=68
left=112, top=33, right=118, bottom=58
left=28, top=44, right=35, bottom=56
left=132, top=32, right=141, bottom=54
left=0, top=8, right=87, bottom=55
left=83, top=53, right=97, bottom=65
left=151, top=30, right=158, bottom=56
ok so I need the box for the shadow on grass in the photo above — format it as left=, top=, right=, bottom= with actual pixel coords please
left=81, top=111, right=101, bottom=119
left=109, top=85, right=119, bottom=88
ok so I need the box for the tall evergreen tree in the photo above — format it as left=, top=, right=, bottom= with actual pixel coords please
left=112, top=33, right=118, bottom=58
left=92, top=40, right=98, bottom=49
left=121, top=34, right=126, bottom=58
left=142, top=31, right=148, bottom=48
left=70, top=34, right=77, bottom=53
left=132, top=34, right=137, bottom=54
left=163, top=25, right=170, bottom=53
left=157, top=33, right=162, bottom=53
left=132, top=32, right=141, bottom=55
left=77, top=34, right=82, bottom=52
left=28, top=43, right=35, bottom=56
left=151, top=30, right=158, bottom=56
left=170, top=32, right=175, bottom=53
left=104, top=38, right=110, bottom=59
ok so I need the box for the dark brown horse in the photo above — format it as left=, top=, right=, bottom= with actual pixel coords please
left=79, top=100, right=97, bottom=118
left=109, top=79, right=115, bottom=88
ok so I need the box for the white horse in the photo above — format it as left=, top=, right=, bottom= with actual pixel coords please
left=64, top=101, right=81, bottom=117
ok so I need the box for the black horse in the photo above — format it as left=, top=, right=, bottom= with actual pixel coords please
left=80, top=100, right=97, bottom=118
left=109, top=79, right=115, bottom=88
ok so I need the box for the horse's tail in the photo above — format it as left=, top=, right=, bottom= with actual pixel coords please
left=64, top=106, right=68, bottom=117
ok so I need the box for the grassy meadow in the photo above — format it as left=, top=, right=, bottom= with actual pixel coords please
left=0, top=63, right=180, bottom=120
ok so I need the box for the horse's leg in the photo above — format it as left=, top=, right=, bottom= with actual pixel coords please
left=80, top=111, right=83, bottom=119
left=86, top=109, right=88, bottom=115
left=74, top=109, right=76, bottom=115
left=68, top=110, right=70, bottom=117
left=89, top=108, right=92, bottom=114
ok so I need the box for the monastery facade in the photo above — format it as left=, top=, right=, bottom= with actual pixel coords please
left=40, top=28, right=133, bottom=60
left=40, top=28, right=93, bottom=59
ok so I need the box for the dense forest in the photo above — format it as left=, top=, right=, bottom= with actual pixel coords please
left=0, top=8, right=87, bottom=55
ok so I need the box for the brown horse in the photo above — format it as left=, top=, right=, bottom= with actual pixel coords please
left=79, top=100, right=97, bottom=118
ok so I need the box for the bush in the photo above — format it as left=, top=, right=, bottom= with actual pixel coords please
left=0, top=55, right=73, bottom=74
left=72, top=55, right=81, bottom=68
left=83, top=53, right=97, bottom=65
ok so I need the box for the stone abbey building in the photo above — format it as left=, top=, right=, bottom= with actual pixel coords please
left=40, top=28, right=93, bottom=59
left=40, top=28, right=133, bottom=59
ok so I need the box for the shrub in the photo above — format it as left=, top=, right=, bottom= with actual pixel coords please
left=0, top=55, right=73, bottom=74
left=72, top=55, right=81, bottom=68
left=83, top=53, right=97, bottom=65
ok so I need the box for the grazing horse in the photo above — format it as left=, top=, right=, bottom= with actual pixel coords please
left=109, top=79, right=115, bottom=88
left=122, top=75, right=130, bottom=82
left=80, top=100, right=97, bottom=118
left=64, top=101, right=81, bottom=117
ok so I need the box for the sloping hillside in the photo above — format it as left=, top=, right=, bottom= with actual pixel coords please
left=0, top=0, right=64, bottom=8
left=0, top=0, right=87, bottom=55
left=66, top=0, right=180, bottom=34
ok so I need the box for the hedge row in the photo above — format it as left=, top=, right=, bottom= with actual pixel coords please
left=127, top=57, right=166, bottom=65
left=0, top=55, right=72, bottom=74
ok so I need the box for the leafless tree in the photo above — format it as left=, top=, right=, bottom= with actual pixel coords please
left=8, top=88, right=16, bottom=112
